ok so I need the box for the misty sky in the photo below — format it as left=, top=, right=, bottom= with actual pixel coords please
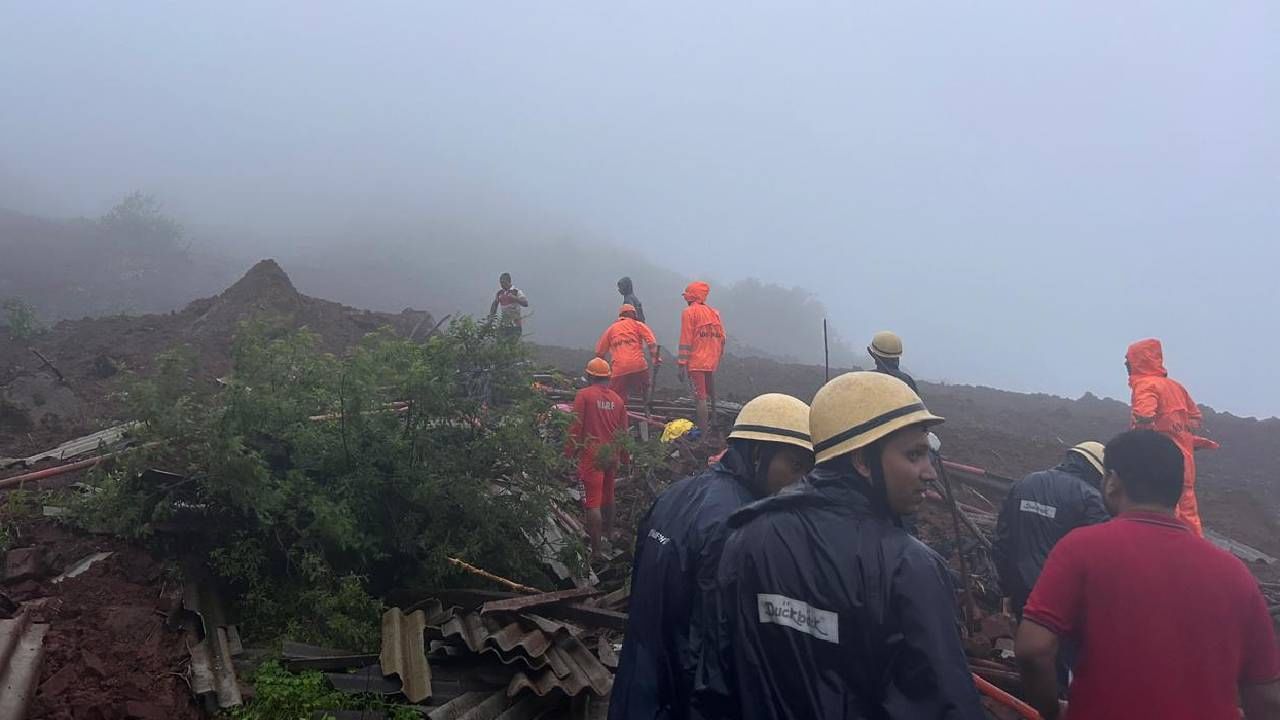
left=3, top=3, right=1278, bottom=416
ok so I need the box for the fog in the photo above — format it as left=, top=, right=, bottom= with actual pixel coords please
left=2, top=3, right=1277, bottom=416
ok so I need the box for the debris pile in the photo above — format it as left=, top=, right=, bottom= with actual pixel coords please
left=273, top=588, right=627, bottom=718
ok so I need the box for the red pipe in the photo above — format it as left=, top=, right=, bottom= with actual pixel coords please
left=972, top=673, right=1041, bottom=719
left=943, top=460, right=1018, bottom=484
left=627, top=411, right=668, bottom=429
left=944, top=460, right=990, bottom=476
left=0, top=455, right=111, bottom=490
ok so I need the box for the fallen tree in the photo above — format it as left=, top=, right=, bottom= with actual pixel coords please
left=67, top=318, right=584, bottom=650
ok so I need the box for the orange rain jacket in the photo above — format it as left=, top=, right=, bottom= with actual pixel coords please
left=595, top=317, right=658, bottom=378
left=1126, top=338, right=1205, bottom=534
left=677, top=282, right=725, bottom=372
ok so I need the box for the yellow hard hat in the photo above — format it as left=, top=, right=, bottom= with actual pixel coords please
left=1068, top=441, right=1106, bottom=477
left=810, top=372, right=943, bottom=464
left=728, top=393, right=813, bottom=452
left=868, top=331, right=903, bottom=359
left=586, top=357, right=611, bottom=378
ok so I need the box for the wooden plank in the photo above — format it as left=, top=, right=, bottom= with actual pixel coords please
left=539, top=603, right=628, bottom=632
left=480, top=586, right=600, bottom=615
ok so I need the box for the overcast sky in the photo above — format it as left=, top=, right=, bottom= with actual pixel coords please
left=3, top=2, right=1277, bottom=416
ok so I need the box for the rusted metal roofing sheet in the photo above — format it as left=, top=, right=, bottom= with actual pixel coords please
left=0, top=611, right=49, bottom=720
left=380, top=607, right=431, bottom=702
left=1205, top=528, right=1278, bottom=565
left=0, top=422, right=138, bottom=470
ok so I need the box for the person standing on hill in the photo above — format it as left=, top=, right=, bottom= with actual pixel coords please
left=488, top=272, right=528, bottom=340
left=1124, top=338, right=1212, bottom=535
left=596, top=304, right=660, bottom=403
left=611, top=394, right=813, bottom=720
left=677, top=281, right=725, bottom=432
left=565, top=358, right=631, bottom=557
left=1016, top=430, right=1280, bottom=720
left=617, top=276, right=646, bottom=323
left=868, top=330, right=919, bottom=393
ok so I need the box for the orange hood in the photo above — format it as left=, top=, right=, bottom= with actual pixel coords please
left=1126, top=338, right=1168, bottom=378
left=683, top=281, right=710, bottom=304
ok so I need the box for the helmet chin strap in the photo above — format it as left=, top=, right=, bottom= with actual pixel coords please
left=864, top=442, right=902, bottom=527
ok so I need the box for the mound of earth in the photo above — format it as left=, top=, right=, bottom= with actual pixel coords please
left=0, top=259, right=431, bottom=456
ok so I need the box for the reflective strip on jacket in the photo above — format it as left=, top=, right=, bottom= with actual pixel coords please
left=697, top=464, right=985, bottom=720
left=993, top=454, right=1109, bottom=606
left=678, top=296, right=725, bottom=372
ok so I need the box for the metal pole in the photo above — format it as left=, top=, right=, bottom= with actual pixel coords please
left=823, top=319, right=830, bottom=382
left=937, top=454, right=982, bottom=629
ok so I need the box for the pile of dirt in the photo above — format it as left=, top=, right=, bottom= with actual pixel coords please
left=3, top=520, right=201, bottom=719
left=0, top=259, right=431, bottom=458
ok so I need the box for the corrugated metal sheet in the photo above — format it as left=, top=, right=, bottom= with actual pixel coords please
left=423, top=602, right=611, bottom=699
left=505, top=633, right=612, bottom=698
left=281, top=640, right=378, bottom=672
left=380, top=607, right=431, bottom=702
left=0, top=611, right=49, bottom=720
left=427, top=689, right=559, bottom=720
left=1205, top=528, right=1278, bottom=565
left=183, top=578, right=243, bottom=709
left=0, top=422, right=138, bottom=470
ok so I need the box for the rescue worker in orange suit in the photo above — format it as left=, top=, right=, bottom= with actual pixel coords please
left=566, top=358, right=631, bottom=557
left=1125, top=338, right=1215, bottom=536
left=677, top=281, right=725, bottom=432
left=595, top=304, right=660, bottom=403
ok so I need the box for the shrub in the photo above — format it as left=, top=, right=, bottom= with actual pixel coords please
left=72, top=318, right=576, bottom=647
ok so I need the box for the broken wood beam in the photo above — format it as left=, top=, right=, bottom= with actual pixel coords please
left=446, top=557, right=545, bottom=595
left=480, top=586, right=601, bottom=615
left=28, top=348, right=65, bottom=383
left=540, top=602, right=628, bottom=631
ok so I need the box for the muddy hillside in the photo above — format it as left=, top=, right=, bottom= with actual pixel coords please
left=3, top=260, right=1277, bottom=555
left=534, top=346, right=1280, bottom=558
left=0, top=260, right=431, bottom=456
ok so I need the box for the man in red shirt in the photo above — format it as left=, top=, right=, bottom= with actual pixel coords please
left=566, top=358, right=631, bottom=557
left=1015, top=430, right=1280, bottom=720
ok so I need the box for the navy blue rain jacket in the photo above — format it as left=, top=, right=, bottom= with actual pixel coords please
left=610, top=449, right=760, bottom=720
left=696, top=462, right=985, bottom=720
left=993, top=453, right=1109, bottom=608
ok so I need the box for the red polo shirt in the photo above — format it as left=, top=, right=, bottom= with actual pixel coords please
left=1024, top=511, right=1280, bottom=720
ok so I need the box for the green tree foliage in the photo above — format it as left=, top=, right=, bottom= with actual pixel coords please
left=99, top=191, right=185, bottom=258
left=230, top=661, right=419, bottom=720
left=75, top=318, right=574, bottom=649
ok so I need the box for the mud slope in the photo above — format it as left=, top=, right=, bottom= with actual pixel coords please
left=532, top=344, right=1280, bottom=556
left=0, top=260, right=430, bottom=456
